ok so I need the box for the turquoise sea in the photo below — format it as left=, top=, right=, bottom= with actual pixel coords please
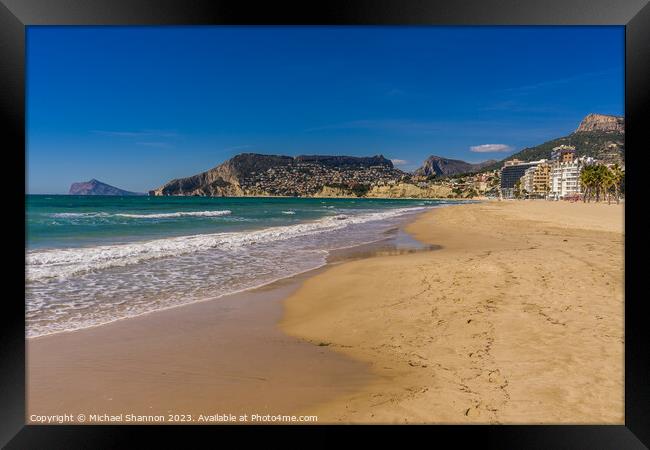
left=26, top=195, right=458, bottom=337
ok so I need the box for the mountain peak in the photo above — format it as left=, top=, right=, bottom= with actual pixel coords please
left=415, top=155, right=494, bottom=177
left=576, top=113, right=624, bottom=133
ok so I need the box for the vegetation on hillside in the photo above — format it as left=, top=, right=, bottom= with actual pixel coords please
left=480, top=131, right=624, bottom=172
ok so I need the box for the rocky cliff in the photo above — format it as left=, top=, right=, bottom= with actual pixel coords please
left=414, top=156, right=496, bottom=177
left=366, top=183, right=454, bottom=199
left=149, top=154, right=292, bottom=197
left=576, top=113, right=624, bottom=133
left=69, top=179, right=143, bottom=196
left=313, top=183, right=453, bottom=199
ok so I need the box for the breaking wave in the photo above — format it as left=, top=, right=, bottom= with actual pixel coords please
left=27, top=207, right=425, bottom=282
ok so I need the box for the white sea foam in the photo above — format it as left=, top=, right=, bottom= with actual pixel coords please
left=27, top=207, right=426, bottom=282
left=50, top=212, right=110, bottom=218
left=50, top=210, right=232, bottom=219
left=281, top=210, right=296, bottom=215
left=115, top=210, right=232, bottom=219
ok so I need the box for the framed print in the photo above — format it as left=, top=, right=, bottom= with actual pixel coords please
left=1, top=0, right=649, bottom=447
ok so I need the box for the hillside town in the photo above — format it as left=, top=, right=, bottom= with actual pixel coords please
left=237, top=159, right=408, bottom=197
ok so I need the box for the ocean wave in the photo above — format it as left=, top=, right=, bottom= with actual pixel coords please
left=281, top=210, right=296, bottom=215
left=115, top=210, right=232, bottom=219
left=49, top=210, right=232, bottom=219
left=50, top=212, right=110, bottom=218
left=27, top=207, right=427, bottom=281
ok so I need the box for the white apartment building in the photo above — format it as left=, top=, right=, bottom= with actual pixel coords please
left=521, top=166, right=536, bottom=195
left=549, top=156, right=595, bottom=199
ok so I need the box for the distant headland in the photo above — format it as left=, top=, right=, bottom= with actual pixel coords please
left=148, top=113, right=623, bottom=200
left=69, top=179, right=145, bottom=196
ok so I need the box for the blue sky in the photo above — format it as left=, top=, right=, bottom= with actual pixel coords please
left=27, top=26, right=624, bottom=194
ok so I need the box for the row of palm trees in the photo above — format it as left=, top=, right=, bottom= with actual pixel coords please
left=579, top=163, right=624, bottom=204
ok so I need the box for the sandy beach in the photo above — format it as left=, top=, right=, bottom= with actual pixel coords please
left=281, top=200, right=624, bottom=423
left=28, top=200, right=624, bottom=424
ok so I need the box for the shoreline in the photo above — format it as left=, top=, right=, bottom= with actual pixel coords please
left=27, top=261, right=331, bottom=342
left=27, top=265, right=373, bottom=423
left=27, top=200, right=446, bottom=340
left=27, top=207, right=437, bottom=341
left=280, top=200, right=624, bottom=423
left=26, top=210, right=436, bottom=423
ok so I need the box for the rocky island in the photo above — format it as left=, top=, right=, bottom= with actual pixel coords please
left=69, top=179, right=144, bottom=196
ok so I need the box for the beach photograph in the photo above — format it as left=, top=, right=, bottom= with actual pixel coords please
left=26, top=26, right=625, bottom=425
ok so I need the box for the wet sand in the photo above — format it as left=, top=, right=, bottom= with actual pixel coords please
left=281, top=200, right=624, bottom=424
left=26, top=269, right=373, bottom=424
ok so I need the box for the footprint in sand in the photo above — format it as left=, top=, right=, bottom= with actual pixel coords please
left=488, top=369, right=505, bottom=384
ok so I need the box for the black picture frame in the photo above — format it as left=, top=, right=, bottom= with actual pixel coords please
left=2, top=0, right=648, bottom=447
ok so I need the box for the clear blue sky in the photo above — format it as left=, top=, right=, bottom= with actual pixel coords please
left=27, top=26, right=624, bottom=194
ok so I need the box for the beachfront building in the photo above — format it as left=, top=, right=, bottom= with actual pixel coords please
left=548, top=145, right=575, bottom=200
left=500, top=159, right=545, bottom=198
left=533, top=162, right=551, bottom=197
left=549, top=155, right=595, bottom=200
left=520, top=166, right=536, bottom=196
left=549, top=161, right=581, bottom=199
left=519, top=160, right=551, bottom=198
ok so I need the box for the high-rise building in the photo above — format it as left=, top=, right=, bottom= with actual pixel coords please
left=549, top=156, right=594, bottom=200
left=500, top=159, right=545, bottom=198
left=532, top=162, right=551, bottom=197
left=521, top=166, right=536, bottom=195
left=519, top=160, right=551, bottom=198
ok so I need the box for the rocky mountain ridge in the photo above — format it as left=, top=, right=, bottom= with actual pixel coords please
left=414, top=156, right=496, bottom=177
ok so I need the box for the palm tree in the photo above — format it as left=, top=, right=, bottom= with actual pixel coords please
left=594, top=165, right=602, bottom=202
left=604, top=168, right=615, bottom=204
left=609, top=164, right=624, bottom=204
left=579, top=163, right=625, bottom=204
left=594, top=164, right=608, bottom=203
left=579, top=167, right=588, bottom=202
left=580, top=166, right=595, bottom=202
